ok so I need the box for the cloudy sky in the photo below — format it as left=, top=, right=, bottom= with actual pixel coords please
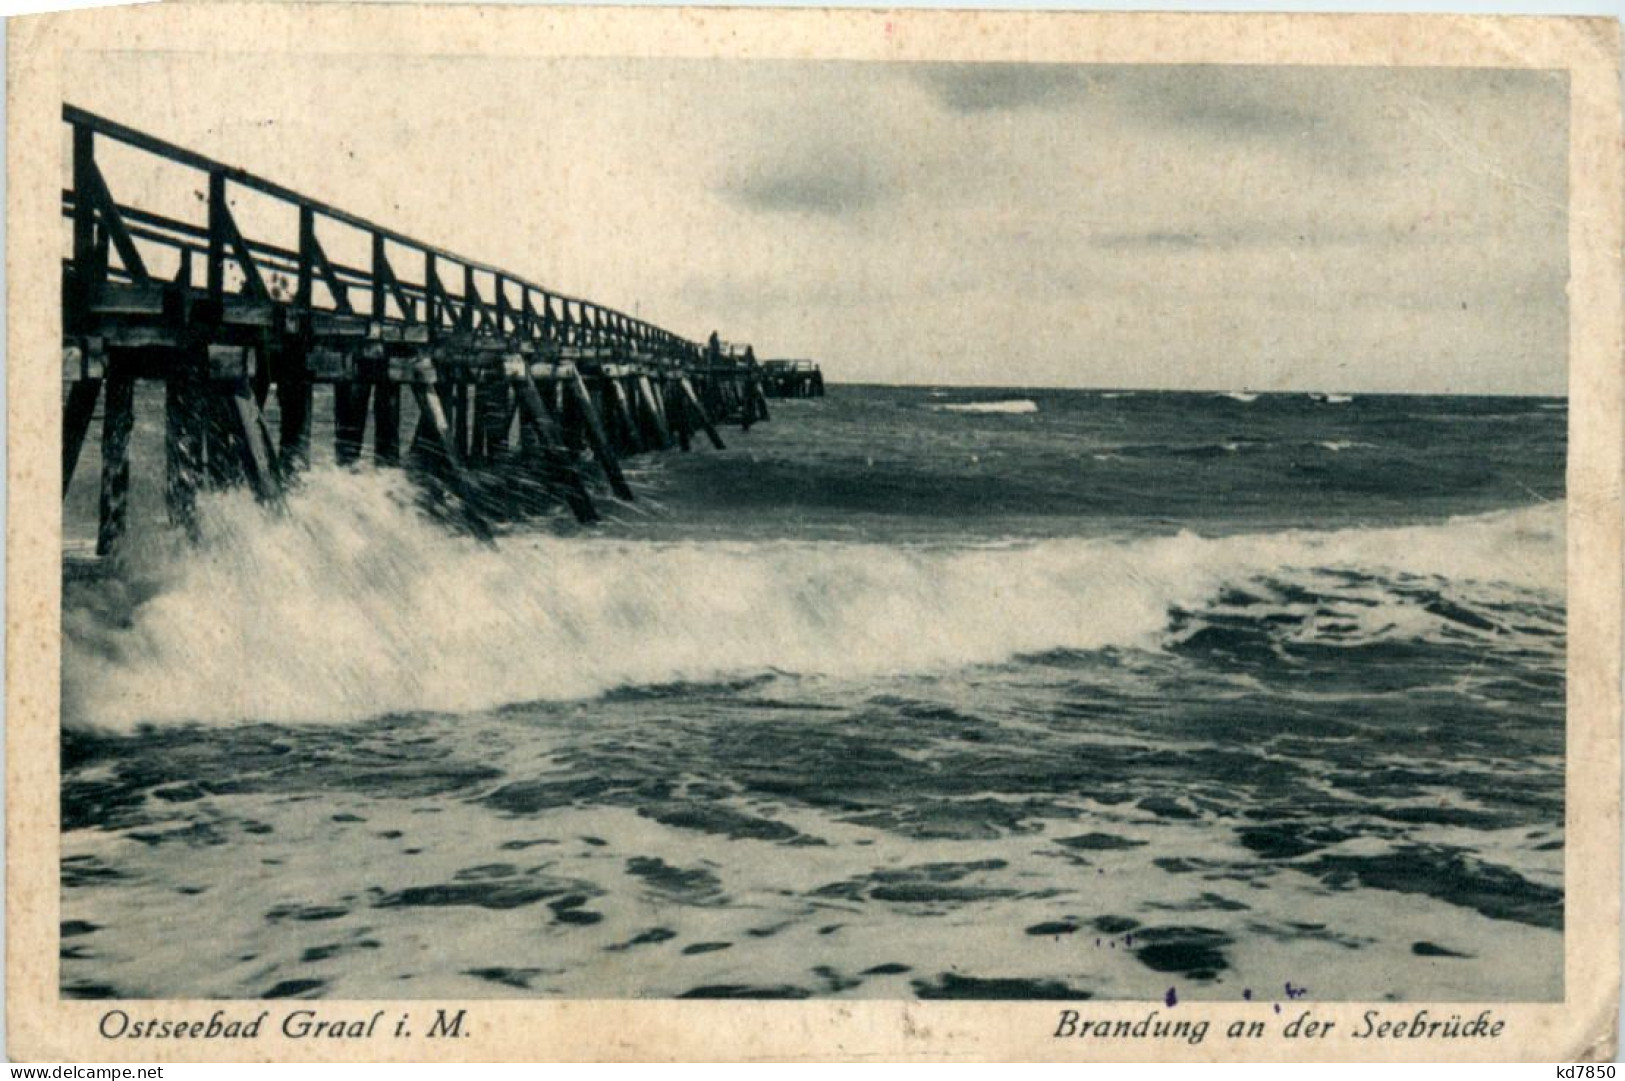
left=69, top=55, right=1568, bottom=393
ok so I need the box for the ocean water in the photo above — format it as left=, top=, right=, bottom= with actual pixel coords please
left=60, top=385, right=1567, bottom=1002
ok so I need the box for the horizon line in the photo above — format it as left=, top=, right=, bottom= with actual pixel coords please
left=816, top=380, right=1568, bottom=399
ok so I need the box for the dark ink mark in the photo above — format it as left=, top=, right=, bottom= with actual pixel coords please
left=913, top=973, right=1093, bottom=1000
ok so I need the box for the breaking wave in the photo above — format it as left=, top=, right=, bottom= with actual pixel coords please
left=61, top=468, right=1564, bottom=731
left=935, top=399, right=1039, bottom=415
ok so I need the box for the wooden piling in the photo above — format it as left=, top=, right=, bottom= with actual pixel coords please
left=373, top=381, right=402, bottom=466
left=560, top=375, right=587, bottom=453
left=62, top=378, right=102, bottom=498
left=277, top=375, right=313, bottom=476
left=408, top=378, right=453, bottom=464
left=251, top=340, right=274, bottom=409
left=667, top=378, right=692, bottom=452
left=473, top=381, right=510, bottom=463
left=453, top=381, right=471, bottom=459
left=701, top=378, right=725, bottom=426
left=565, top=367, right=634, bottom=501
left=635, top=374, right=672, bottom=449
left=204, top=391, right=245, bottom=487
left=164, top=354, right=206, bottom=539
left=649, top=379, right=673, bottom=435
left=588, top=383, right=612, bottom=451
left=334, top=381, right=372, bottom=465
left=470, top=381, right=490, bottom=462
left=607, top=377, right=643, bottom=456
left=517, top=405, right=540, bottom=454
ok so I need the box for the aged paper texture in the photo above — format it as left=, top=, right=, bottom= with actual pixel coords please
left=7, top=3, right=1622, bottom=1062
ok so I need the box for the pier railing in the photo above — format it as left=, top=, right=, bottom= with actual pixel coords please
left=61, top=104, right=775, bottom=554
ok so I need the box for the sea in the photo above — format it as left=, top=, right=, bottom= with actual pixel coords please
left=60, top=384, right=1567, bottom=1003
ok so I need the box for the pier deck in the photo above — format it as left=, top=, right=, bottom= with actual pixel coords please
left=761, top=360, right=825, bottom=398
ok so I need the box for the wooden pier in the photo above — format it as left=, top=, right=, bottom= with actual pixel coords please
left=61, top=104, right=776, bottom=554
left=761, top=360, right=825, bottom=398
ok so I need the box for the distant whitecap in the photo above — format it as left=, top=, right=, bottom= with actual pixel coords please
left=935, top=400, right=1039, bottom=415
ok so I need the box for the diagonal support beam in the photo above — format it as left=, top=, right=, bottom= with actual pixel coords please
left=372, top=234, right=415, bottom=323
left=209, top=172, right=269, bottom=303
left=300, top=208, right=353, bottom=315
left=678, top=376, right=726, bottom=451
